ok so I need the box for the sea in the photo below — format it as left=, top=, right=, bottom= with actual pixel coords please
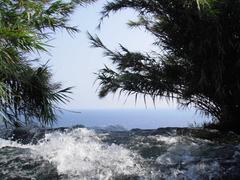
left=53, top=108, right=209, bottom=129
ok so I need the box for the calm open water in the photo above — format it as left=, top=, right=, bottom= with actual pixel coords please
left=54, top=109, right=209, bottom=129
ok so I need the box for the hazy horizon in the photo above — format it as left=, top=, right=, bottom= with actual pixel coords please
left=54, top=108, right=210, bottom=129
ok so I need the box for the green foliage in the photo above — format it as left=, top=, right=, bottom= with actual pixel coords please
left=91, top=0, right=240, bottom=132
left=0, top=0, right=92, bottom=127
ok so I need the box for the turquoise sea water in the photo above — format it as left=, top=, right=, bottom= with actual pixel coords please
left=54, top=109, right=210, bottom=129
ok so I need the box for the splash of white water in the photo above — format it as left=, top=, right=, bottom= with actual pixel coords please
left=1, top=128, right=240, bottom=179
left=0, top=128, right=144, bottom=179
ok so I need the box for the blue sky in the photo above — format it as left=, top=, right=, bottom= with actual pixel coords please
left=33, top=1, right=184, bottom=112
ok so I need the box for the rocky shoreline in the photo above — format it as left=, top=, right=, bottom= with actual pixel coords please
left=1, top=125, right=240, bottom=145
left=1, top=126, right=240, bottom=179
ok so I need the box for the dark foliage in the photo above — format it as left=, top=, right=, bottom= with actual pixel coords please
left=90, top=0, right=240, bottom=132
left=0, top=0, right=93, bottom=126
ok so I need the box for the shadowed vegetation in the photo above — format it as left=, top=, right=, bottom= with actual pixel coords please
left=90, top=0, right=240, bottom=133
left=0, top=0, right=94, bottom=127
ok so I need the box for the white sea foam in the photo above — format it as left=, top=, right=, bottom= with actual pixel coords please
left=0, top=128, right=144, bottom=179
left=0, top=128, right=239, bottom=179
left=33, top=128, right=144, bottom=179
left=0, top=138, right=23, bottom=148
left=154, top=135, right=223, bottom=180
left=156, top=138, right=199, bottom=165
left=149, top=135, right=180, bottom=144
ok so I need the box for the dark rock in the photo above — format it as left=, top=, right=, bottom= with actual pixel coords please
left=177, top=128, right=240, bottom=144
left=103, top=125, right=127, bottom=132
left=5, top=125, right=86, bottom=145
left=9, top=127, right=46, bottom=144
left=0, top=147, right=59, bottom=180
left=71, top=124, right=85, bottom=129
left=130, top=128, right=154, bottom=136
left=48, top=127, right=68, bottom=133
left=151, top=127, right=178, bottom=135
left=91, top=125, right=127, bottom=132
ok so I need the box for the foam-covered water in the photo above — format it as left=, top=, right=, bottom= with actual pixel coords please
left=0, top=127, right=240, bottom=179
left=0, top=128, right=144, bottom=179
